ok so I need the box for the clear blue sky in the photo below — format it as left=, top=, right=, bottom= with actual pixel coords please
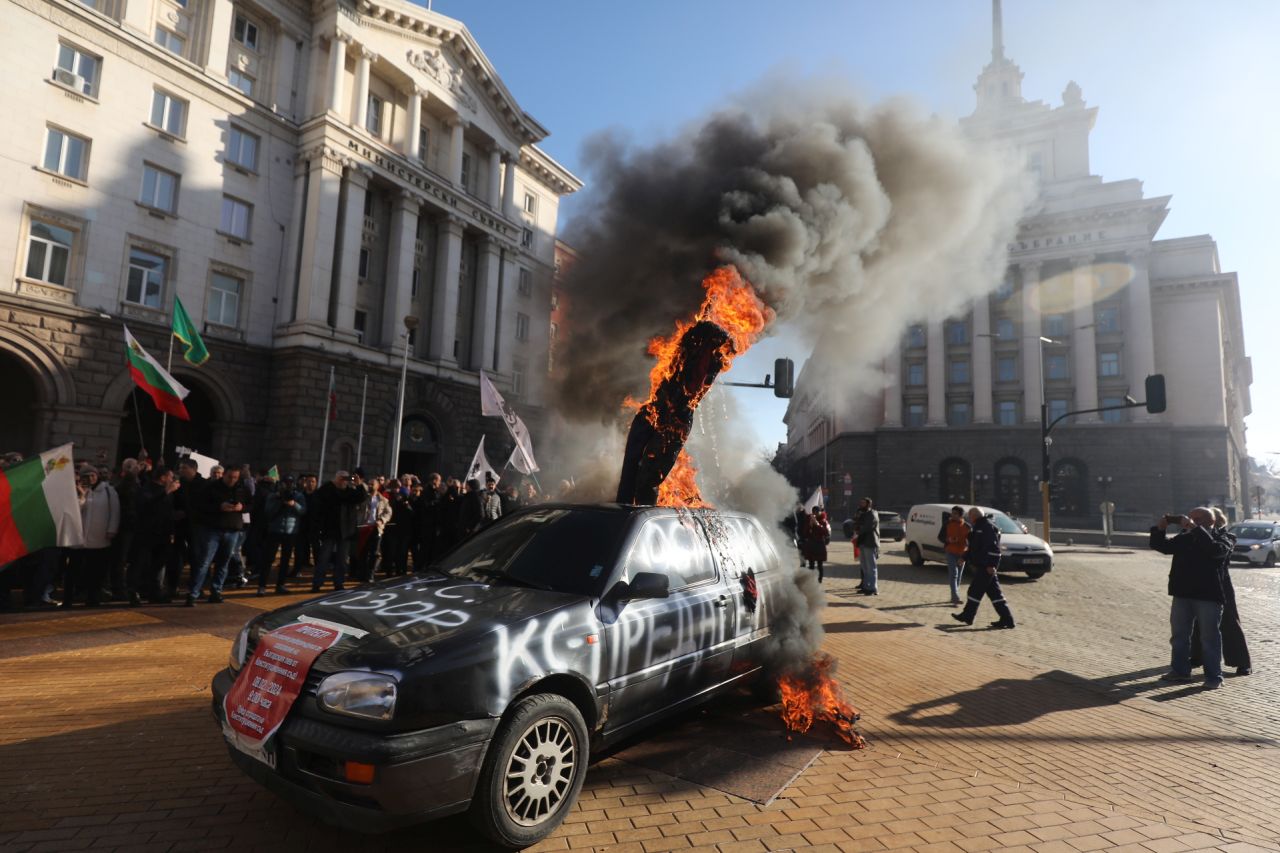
left=430, top=0, right=1280, bottom=457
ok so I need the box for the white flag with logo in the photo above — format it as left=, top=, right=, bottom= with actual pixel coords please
left=465, top=436, right=500, bottom=485
left=479, top=370, right=540, bottom=472
left=506, top=444, right=533, bottom=476
left=803, top=486, right=824, bottom=513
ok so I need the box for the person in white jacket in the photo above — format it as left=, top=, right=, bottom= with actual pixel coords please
left=63, top=464, right=120, bottom=607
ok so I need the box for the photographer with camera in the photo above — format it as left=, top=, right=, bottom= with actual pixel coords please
left=260, top=476, right=306, bottom=595
left=1149, top=508, right=1231, bottom=689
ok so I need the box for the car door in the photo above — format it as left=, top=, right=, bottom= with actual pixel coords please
left=599, top=513, right=735, bottom=731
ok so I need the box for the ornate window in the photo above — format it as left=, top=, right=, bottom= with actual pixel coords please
left=940, top=457, right=971, bottom=503
left=1052, top=458, right=1088, bottom=517
left=995, top=457, right=1026, bottom=515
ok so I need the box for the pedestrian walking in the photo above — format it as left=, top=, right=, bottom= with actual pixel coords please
left=800, top=507, right=830, bottom=582
left=1149, top=507, right=1231, bottom=689
left=951, top=507, right=1016, bottom=628
left=853, top=498, right=880, bottom=596
left=940, top=505, right=970, bottom=605
left=63, top=465, right=120, bottom=608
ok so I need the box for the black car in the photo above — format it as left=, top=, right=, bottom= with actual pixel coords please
left=211, top=504, right=786, bottom=847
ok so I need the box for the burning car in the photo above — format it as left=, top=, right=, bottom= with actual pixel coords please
left=211, top=504, right=787, bottom=847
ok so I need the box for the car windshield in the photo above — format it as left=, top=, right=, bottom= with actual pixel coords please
left=990, top=513, right=1024, bottom=535
left=1229, top=525, right=1274, bottom=540
left=437, top=508, right=629, bottom=597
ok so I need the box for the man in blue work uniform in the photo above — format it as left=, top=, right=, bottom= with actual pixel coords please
left=951, top=507, right=1016, bottom=629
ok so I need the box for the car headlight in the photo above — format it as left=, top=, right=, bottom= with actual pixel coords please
left=229, top=625, right=251, bottom=672
left=1250, top=544, right=1262, bottom=551
left=318, top=672, right=398, bottom=721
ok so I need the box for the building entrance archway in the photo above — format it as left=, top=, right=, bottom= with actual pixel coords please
left=397, top=415, right=440, bottom=480
left=0, top=350, right=40, bottom=456
left=116, top=383, right=218, bottom=464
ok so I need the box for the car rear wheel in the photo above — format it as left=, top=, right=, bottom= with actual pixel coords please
left=470, top=693, right=589, bottom=848
left=1026, top=570, right=1046, bottom=579
left=907, top=544, right=924, bottom=567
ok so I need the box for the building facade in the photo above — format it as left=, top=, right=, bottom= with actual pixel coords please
left=780, top=8, right=1252, bottom=529
left=0, top=0, right=581, bottom=477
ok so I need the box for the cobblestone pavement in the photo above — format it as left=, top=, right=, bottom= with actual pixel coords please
left=2, top=557, right=1279, bottom=853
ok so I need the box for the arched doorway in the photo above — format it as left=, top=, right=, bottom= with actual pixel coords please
left=116, top=381, right=217, bottom=465
left=0, top=350, right=39, bottom=456
left=995, top=457, right=1027, bottom=516
left=940, top=458, right=971, bottom=504
left=397, top=415, right=440, bottom=479
left=1052, top=458, right=1088, bottom=518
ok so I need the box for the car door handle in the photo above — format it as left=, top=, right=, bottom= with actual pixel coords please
left=714, top=595, right=729, bottom=608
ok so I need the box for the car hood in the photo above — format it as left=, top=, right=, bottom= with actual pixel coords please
left=1001, top=533, right=1053, bottom=553
left=251, top=573, right=584, bottom=670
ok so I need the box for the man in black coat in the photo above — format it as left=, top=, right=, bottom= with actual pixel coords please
left=164, top=459, right=203, bottom=603
left=1150, top=507, right=1231, bottom=688
left=310, top=470, right=369, bottom=592
left=952, top=508, right=1016, bottom=629
left=129, top=466, right=178, bottom=604
left=187, top=465, right=251, bottom=605
left=412, top=473, right=443, bottom=570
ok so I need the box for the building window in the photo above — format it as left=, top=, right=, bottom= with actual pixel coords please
left=358, top=248, right=370, bottom=279
left=1045, top=354, right=1069, bottom=380
left=353, top=309, right=367, bottom=343
left=233, top=14, right=259, bottom=51
left=905, top=403, right=926, bottom=428
left=54, top=43, right=100, bottom=97
left=520, top=227, right=533, bottom=249
left=208, top=272, right=242, bottom=326
left=1099, top=351, right=1121, bottom=377
left=227, top=69, right=255, bottom=97
left=906, top=325, right=926, bottom=349
left=418, top=126, right=430, bottom=165
left=1096, top=305, right=1120, bottom=333
left=523, top=192, right=537, bottom=215
left=24, top=220, right=75, bottom=286
left=219, top=195, right=252, bottom=240
left=517, top=267, right=532, bottom=297
left=1044, top=313, right=1068, bottom=337
left=43, top=126, right=90, bottom=181
left=947, top=402, right=972, bottom=427
left=945, top=321, right=968, bottom=346
left=1100, top=396, right=1126, bottom=424
left=460, top=151, right=472, bottom=191
left=411, top=268, right=419, bottom=298
left=1047, top=398, right=1069, bottom=424
left=997, top=400, right=1018, bottom=425
left=154, top=26, right=186, bottom=57
left=995, top=278, right=1014, bottom=300
left=997, top=355, right=1017, bottom=382
left=513, top=358, right=526, bottom=398
left=996, top=317, right=1015, bottom=340
left=149, top=90, right=187, bottom=137
left=225, top=126, right=258, bottom=171
left=139, top=163, right=179, bottom=213
left=125, top=248, right=166, bottom=308
left=515, top=312, right=530, bottom=341
left=906, top=362, right=925, bottom=386
left=949, top=360, right=970, bottom=384
left=366, top=94, right=383, bottom=136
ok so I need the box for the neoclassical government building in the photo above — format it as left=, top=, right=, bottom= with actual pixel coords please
left=781, top=9, right=1253, bottom=528
left=0, top=0, right=579, bottom=476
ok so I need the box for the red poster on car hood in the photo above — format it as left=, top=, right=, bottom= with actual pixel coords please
left=222, top=621, right=342, bottom=762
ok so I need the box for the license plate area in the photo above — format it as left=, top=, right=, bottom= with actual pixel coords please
left=224, top=723, right=277, bottom=769
left=1022, top=558, right=1045, bottom=565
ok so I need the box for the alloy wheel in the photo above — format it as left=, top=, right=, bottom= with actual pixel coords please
left=502, top=715, right=577, bottom=827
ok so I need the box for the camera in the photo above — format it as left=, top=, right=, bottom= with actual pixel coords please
left=1163, top=514, right=1184, bottom=524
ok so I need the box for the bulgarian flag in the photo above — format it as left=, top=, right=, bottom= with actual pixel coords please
left=124, top=326, right=191, bottom=420
left=0, top=445, right=84, bottom=565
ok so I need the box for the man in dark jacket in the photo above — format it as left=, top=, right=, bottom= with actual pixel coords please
left=952, top=508, right=1016, bottom=629
left=412, top=473, right=443, bottom=570
left=1150, top=507, right=1231, bottom=689
left=165, top=459, right=203, bottom=603
left=853, top=498, right=880, bottom=595
left=261, top=477, right=306, bottom=595
left=187, top=465, right=251, bottom=606
left=458, top=478, right=485, bottom=540
left=129, top=466, right=178, bottom=605
left=311, top=470, right=369, bottom=592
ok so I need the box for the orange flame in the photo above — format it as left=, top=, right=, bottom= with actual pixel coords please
left=632, top=266, right=774, bottom=508
left=778, top=655, right=867, bottom=748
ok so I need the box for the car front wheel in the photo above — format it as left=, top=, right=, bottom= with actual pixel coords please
left=469, top=693, right=589, bottom=848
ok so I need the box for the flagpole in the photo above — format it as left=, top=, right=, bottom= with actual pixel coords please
left=129, top=388, right=147, bottom=455
left=318, top=366, right=334, bottom=482
left=158, top=335, right=175, bottom=463
left=355, top=374, right=368, bottom=469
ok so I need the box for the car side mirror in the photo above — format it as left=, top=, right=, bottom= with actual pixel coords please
left=624, top=572, right=670, bottom=600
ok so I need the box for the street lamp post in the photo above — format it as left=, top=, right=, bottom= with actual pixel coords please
left=1037, top=336, right=1056, bottom=545
left=388, top=315, right=419, bottom=478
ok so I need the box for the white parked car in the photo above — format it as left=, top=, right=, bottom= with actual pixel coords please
left=1227, top=521, right=1280, bottom=567
left=904, top=503, right=1054, bottom=579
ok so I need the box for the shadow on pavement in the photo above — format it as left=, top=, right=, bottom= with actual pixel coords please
left=824, top=619, right=923, bottom=633
left=887, top=670, right=1118, bottom=728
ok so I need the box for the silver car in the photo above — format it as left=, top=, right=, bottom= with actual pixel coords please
left=1228, top=521, right=1280, bottom=567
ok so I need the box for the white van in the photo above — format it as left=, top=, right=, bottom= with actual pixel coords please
left=904, top=503, right=1054, bottom=579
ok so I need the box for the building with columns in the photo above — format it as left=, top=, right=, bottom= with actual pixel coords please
left=780, top=4, right=1252, bottom=528
left=0, top=0, right=581, bottom=476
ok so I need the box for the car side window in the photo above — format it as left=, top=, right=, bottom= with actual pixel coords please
left=625, top=516, right=717, bottom=590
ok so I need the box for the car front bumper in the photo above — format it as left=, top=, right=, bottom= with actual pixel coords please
left=1000, top=553, right=1053, bottom=574
left=1230, top=550, right=1271, bottom=565
left=211, top=668, right=497, bottom=832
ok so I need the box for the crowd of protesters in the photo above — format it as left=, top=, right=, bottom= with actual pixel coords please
left=0, top=449, right=560, bottom=610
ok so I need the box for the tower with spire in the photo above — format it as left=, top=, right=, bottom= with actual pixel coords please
left=974, top=0, right=1025, bottom=112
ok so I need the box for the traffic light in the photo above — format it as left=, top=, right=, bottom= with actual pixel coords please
left=773, top=358, right=795, bottom=398
left=1145, top=374, right=1166, bottom=414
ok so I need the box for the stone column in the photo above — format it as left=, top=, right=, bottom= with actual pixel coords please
left=277, top=157, right=310, bottom=326
left=1072, top=254, right=1099, bottom=421
left=497, top=251, right=519, bottom=374
left=1020, top=261, right=1043, bottom=422
left=273, top=31, right=298, bottom=118
left=428, top=216, right=464, bottom=363
left=353, top=47, right=374, bottom=131
left=405, top=86, right=423, bottom=160
left=471, top=239, right=502, bottom=370
left=332, top=167, right=370, bottom=333
left=292, top=150, right=346, bottom=328
left=485, top=147, right=502, bottom=209
left=502, top=152, right=518, bottom=219
left=882, top=340, right=903, bottom=427
left=204, top=0, right=235, bottom=76
left=447, top=118, right=465, bottom=187
left=926, top=319, right=945, bottom=426
left=1127, top=248, right=1158, bottom=421
left=972, top=294, right=993, bottom=423
left=382, top=191, right=421, bottom=348
left=325, top=33, right=350, bottom=115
